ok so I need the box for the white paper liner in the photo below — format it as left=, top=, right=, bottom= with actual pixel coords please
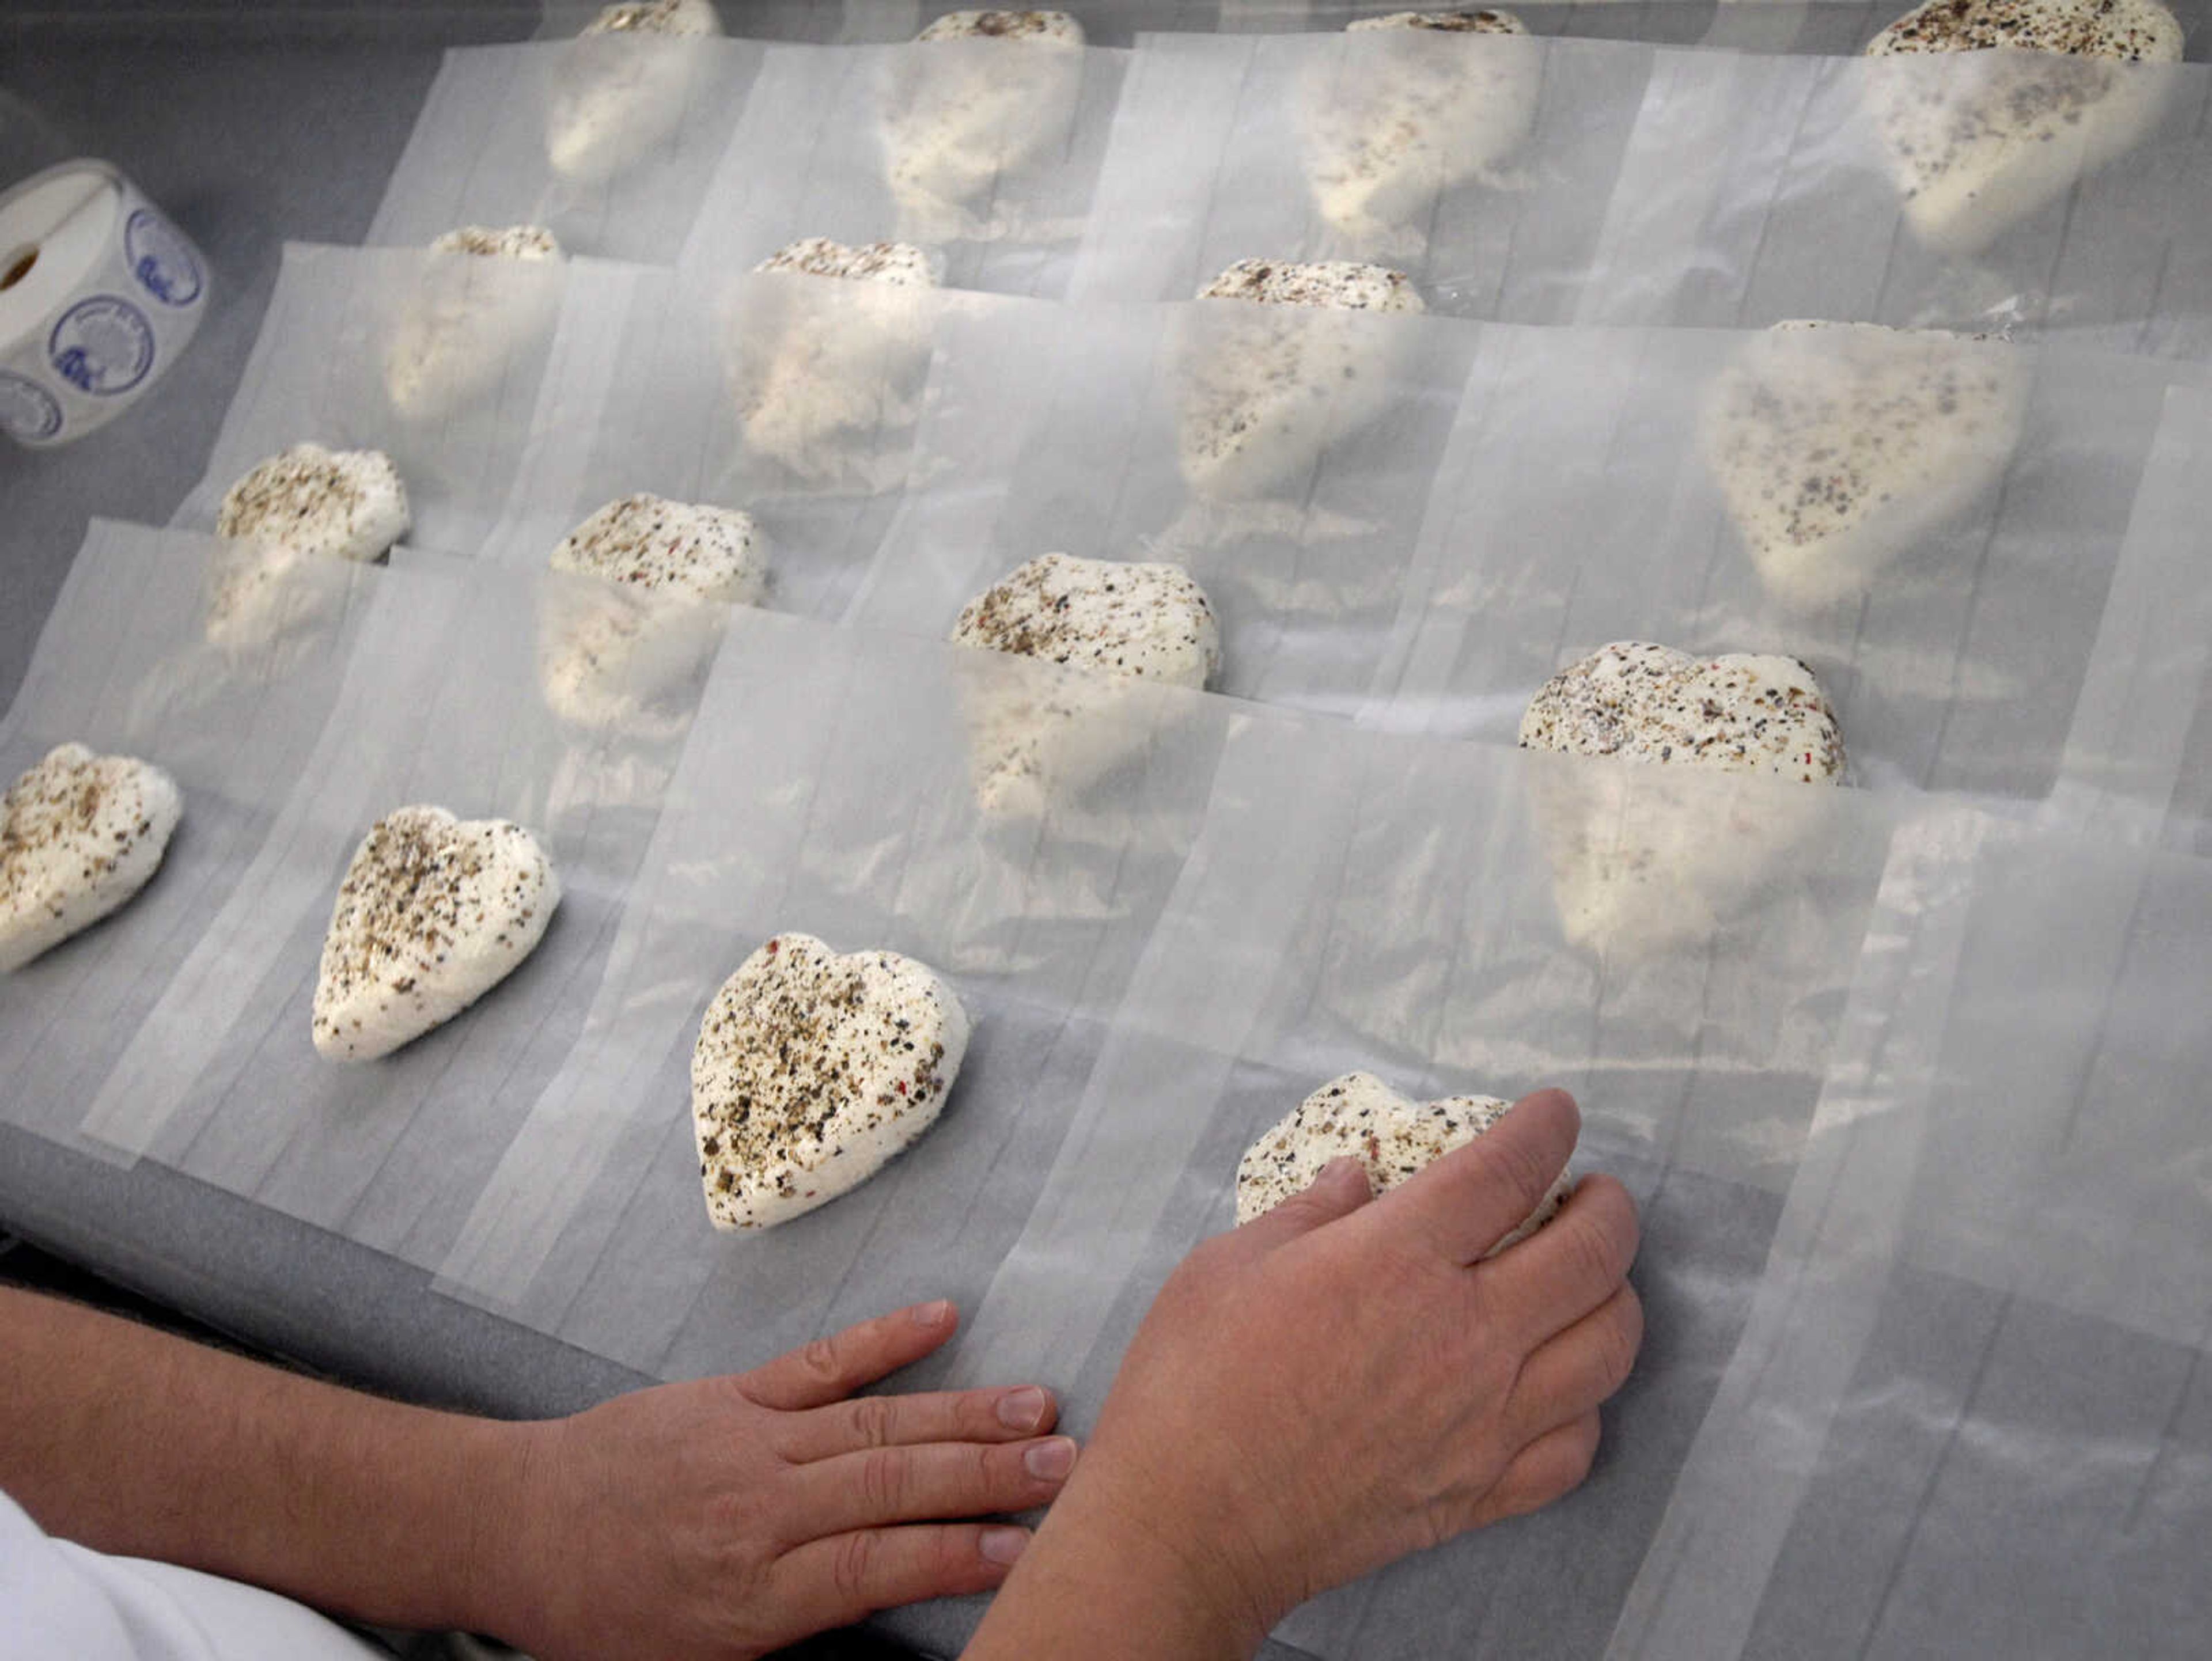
left=171, top=242, right=589, bottom=560
left=76, top=555, right=711, bottom=1278
left=939, top=716, right=1900, bottom=1658
left=678, top=40, right=1129, bottom=297
left=368, top=38, right=765, bottom=263
left=0, top=521, right=382, bottom=1159
left=1373, top=324, right=2192, bottom=799
left=2048, top=385, right=2212, bottom=847
left=1068, top=31, right=1656, bottom=317
left=486, top=266, right=985, bottom=626
left=434, top=611, right=1230, bottom=1379
left=1581, top=48, right=2212, bottom=349
left=851, top=295, right=1481, bottom=719
left=1614, top=814, right=2212, bottom=1660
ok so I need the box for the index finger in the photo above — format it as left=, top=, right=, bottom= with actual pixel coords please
left=1360, top=1088, right=1580, bottom=1268
left=741, top=1301, right=961, bottom=1411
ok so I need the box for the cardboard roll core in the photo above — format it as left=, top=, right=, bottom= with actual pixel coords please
left=1, top=244, right=37, bottom=292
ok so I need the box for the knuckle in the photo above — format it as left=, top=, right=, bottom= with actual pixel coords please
left=849, top=1394, right=897, bottom=1450
left=800, top=1334, right=846, bottom=1386
left=1567, top=1414, right=1603, bottom=1482
left=1490, top=1133, right=1563, bottom=1213
left=1565, top=1214, right=1623, bottom=1290
left=860, top=1447, right=908, bottom=1514
left=832, top=1529, right=880, bottom=1602
left=1594, top=1313, right=1639, bottom=1397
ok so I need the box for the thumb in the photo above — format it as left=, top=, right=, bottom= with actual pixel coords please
left=1232, top=1157, right=1373, bottom=1253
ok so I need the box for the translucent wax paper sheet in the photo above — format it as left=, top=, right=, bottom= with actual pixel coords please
left=2049, top=386, right=2212, bottom=848
left=1616, top=817, right=2212, bottom=1661
left=171, top=242, right=599, bottom=560
left=677, top=40, right=1128, bottom=298
left=0, top=520, right=387, bottom=1158
left=437, top=611, right=1230, bottom=1381
left=2078, top=386, right=2212, bottom=860
left=1067, top=31, right=1654, bottom=319
left=1582, top=48, right=2212, bottom=348
left=942, top=716, right=1899, bottom=1659
left=851, top=295, right=1479, bottom=720
left=77, top=555, right=713, bottom=1279
left=1374, top=324, right=2194, bottom=799
left=368, top=39, right=764, bottom=263
left=487, top=267, right=989, bottom=621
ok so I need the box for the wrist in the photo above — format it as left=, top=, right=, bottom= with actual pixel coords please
left=448, top=1414, right=560, bottom=1645
left=971, top=1461, right=1279, bottom=1660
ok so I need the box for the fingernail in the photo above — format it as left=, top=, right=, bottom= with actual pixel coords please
left=979, top=1526, right=1029, bottom=1566
left=1023, top=1437, right=1077, bottom=1482
left=997, top=1386, right=1048, bottom=1431
left=910, top=1299, right=953, bottom=1328
left=1320, top=1158, right=1369, bottom=1192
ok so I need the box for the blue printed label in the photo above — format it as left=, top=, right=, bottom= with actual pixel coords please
left=124, top=207, right=204, bottom=308
left=48, top=295, right=156, bottom=396
left=0, top=372, right=64, bottom=441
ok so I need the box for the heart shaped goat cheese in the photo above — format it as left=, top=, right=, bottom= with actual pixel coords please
left=1521, top=640, right=1847, bottom=783
left=429, top=225, right=563, bottom=260
left=312, top=806, right=560, bottom=1061
left=547, top=0, right=724, bottom=184
left=952, top=553, right=1221, bottom=687
left=1236, top=1071, right=1571, bottom=1253
left=1301, top=11, right=1538, bottom=251
left=218, top=444, right=411, bottom=567
left=950, top=553, right=1219, bottom=817
left=551, top=494, right=768, bottom=608
left=692, top=932, right=971, bottom=1230
left=386, top=230, right=564, bottom=423
left=882, top=13, right=1085, bottom=239
left=583, top=0, right=720, bottom=36
left=733, top=241, right=940, bottom=489
left=1521, top=643, right=1844, bottom=955
left=1, top=745, right=183, bottom=974
left=1179, top=260, right=1424, bottom=500
left=1700, top=322, right=2027, bottom=610
left=1863, top=0, right=2183, bottom=255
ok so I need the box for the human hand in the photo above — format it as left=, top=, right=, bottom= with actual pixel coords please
left=488, top=1301, right=1073, bottom=1661
left=967, top=1087, right=1640, bottom=1658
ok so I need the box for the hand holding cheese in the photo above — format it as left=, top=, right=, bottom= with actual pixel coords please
left=968, top=1087, right=1641, bottom=1659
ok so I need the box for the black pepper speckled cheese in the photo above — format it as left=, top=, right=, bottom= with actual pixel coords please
left=691, top=932, right=971, bottom=1230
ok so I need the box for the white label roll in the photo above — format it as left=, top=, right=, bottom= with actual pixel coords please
left=0, top=159, right=209, bottom=448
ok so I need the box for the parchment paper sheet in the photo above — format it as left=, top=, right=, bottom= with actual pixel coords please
left=77, top=554, right=710, bottom=1277
left=0, top=521, right=387, bottom=1158
left=1372, top=325, right=2196, bottom=799
left=851, top=295, right=1481, bottom=720
left=679, top=40, right=1129, bottom=298
left=369, top=38, right=764, bottom=263
left=170, top=242, right=603, bottom=560
left=436, top=610, right=1232, bottom=1381
left=943, top=715, right=1903, bottom=1658
left=1070, top=31, right=1655, bottom=318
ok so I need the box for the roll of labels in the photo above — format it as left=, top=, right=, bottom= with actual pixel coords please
left=0, top=160, right=209, bottom=448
